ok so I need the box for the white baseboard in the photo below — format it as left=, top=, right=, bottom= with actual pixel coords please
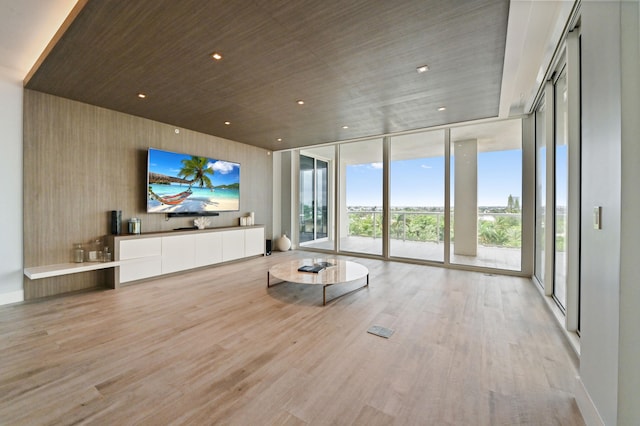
left=575, top=376, right=605, bottom=426
left=0, top=290, right=24, bottom=306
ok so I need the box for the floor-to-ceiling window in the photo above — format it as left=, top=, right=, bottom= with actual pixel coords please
left=295, top=119, right=524, bottom=274
left=389, top=130, right=445, bottom=262
left=339, top=139, right=383, bottom=256
left=450, top=121, right=523, bottom=271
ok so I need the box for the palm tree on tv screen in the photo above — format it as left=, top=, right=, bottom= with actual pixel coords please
left=179, top=156, right=215, bottom=190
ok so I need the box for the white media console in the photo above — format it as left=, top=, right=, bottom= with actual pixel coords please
left=24, top=225, right=265, bottom=290
left=106, top=225, right=265, bottom=288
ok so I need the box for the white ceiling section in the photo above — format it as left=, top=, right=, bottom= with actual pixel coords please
left=500, top=0, right=577, bottom=117
left=0, top=0, right=77, bottom=78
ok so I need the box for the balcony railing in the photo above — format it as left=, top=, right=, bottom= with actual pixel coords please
left=348, top=210, right=522, bottom=248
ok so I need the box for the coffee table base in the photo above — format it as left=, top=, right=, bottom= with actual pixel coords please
left=267, top=259, right=369, bottom=306
left=321, top=275, right=369, bottom=306
left=268, top=271, right=369, bottom=306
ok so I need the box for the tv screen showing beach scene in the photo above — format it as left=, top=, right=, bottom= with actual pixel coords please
left=147, top=148, right=240, bottom=213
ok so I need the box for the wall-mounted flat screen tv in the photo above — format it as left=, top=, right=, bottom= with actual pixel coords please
left=147, top=148, right=240, bottom=214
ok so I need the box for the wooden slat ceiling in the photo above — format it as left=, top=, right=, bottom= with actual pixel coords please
left=25, top=0, right=510, bottom=151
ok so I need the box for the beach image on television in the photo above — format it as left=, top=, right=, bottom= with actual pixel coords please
left=147, top=148, right=240, bottom=213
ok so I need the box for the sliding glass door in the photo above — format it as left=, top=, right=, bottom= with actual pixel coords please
left=533, top=30, right=581, bottom=331
left=554, top=67, right=569, bottom=309
left=534, top=96, right=547, bottom=288
left=299, top=155, right=315, bottom=244
left=299, top=154, right=329, bottom=245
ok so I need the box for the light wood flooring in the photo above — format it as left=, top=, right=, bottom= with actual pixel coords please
left=0, top=250, right=583, bottom=425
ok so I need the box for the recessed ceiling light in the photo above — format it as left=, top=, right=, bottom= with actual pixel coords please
left=276, top=138, right=282, bottom=142
left=296, top=100, right=305, bottom=105
left=224, top=121, right=231, bottom=125
left=137, top=93, right=147, bottom=99
left=342, top=125, right=349, bottom=129
left=211, top=52, right=223, bottom=60
left=438, top=106, right=446, bottom=111
left=416, top=64, right=429, bottom=74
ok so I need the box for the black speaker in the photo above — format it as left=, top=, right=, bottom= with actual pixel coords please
left=265, top=239, right=272, bottom=256
left=111, top=210, right=122, bottom=235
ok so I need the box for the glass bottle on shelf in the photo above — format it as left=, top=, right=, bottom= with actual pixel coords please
left=73, top=243, right=84, bottom=263
left=85, top=240, right=94, bottom=262
left=102, top=246, right=111, bottom=262
left=86, top=238, right=103, bottom=262
left=95, top=239, right=103, bottom=262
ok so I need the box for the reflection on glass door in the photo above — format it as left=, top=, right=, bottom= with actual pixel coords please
left=535, top=97, right=547, bottom=287
left=554, top=69, right=568, bottom=309
left=299, top=155, right=328, bottom=244
left=316, top=160, right=328, bottom=239
left=300, top=155, right=314, bottom=243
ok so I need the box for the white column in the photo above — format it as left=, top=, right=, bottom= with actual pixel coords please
left=453, top=139, right=478, bottom=256
left=0, top=66, right=24, bottom=305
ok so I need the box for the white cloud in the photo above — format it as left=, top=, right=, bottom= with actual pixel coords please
left=209, top=161, right=237, bottom=174
left=370, top=162, right=383, bottom=169
left=420, top=165, right=432, bottom=169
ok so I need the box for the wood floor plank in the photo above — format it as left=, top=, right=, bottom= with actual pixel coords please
left=0, top=250, right=583, bottom=425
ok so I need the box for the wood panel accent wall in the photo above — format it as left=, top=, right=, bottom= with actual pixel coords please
left=23, top=90, right=273, bottom=299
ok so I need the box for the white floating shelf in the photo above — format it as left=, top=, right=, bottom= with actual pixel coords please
left=24, top=261, right=121, bottom=280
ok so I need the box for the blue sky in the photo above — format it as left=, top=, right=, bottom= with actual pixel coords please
left=555, top=146, right=568, bottom=205
left=346, top=149, right=524, bottom=207
left=148, top=148, right=240, bottom=186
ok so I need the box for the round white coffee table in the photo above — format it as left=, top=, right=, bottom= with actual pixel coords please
left=268, top=258, right=369, bottom=305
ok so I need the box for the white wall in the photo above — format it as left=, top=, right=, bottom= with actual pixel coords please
left=618, top=1, right=640, bottom=423
left=0, top=65, right=24, bottom=304
left=580, top=3, right=621, bottom=423
left=578, top=1, right=640, bottom=424
left=272, top=151, right=282, bottom=241
left=279, top=151, right=293, bottom=242
left=0, top=0, right=80, bottom=304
